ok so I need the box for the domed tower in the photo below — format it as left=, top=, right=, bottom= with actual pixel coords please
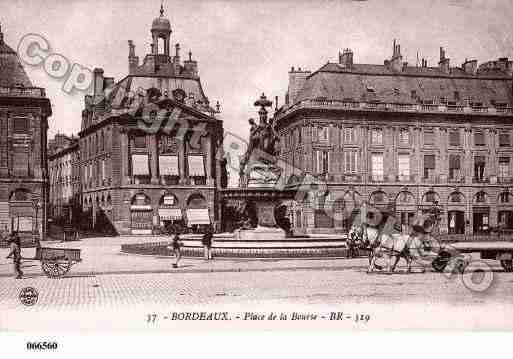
left=151, top=4, right=172, bottom=58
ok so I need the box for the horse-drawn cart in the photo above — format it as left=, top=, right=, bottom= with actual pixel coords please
left=30, top=247, right=82, bottom=278
left=432, top=241, right=513, bottom=273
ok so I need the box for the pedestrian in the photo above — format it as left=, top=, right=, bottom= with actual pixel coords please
left=201, top=226, right=213, bottom=260
left=6, top=231, right=23, bottom=279
left=170, top=232, right=182, bottom=268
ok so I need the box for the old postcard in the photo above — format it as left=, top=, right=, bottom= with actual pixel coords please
left=1, top=0, right=513, bottom=350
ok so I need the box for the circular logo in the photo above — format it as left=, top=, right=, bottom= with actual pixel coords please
left=19, top=287, right=39, bottom=306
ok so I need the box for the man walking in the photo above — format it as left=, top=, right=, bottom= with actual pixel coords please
left=6, top=231, right=23, bottom=279
left=201, top=226, right=213, bottom=260
left=170, top=232, right=182, bottom=268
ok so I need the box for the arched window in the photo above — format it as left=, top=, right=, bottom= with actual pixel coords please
left=187, top=193, right=207, bottom=208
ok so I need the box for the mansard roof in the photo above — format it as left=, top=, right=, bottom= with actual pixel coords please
left=293, top=62, right=513, bottom=107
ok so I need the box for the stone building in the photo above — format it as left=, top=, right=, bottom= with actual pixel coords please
left=78, top=6, right=223, bottom=235
left=0, top=24, right=52, bottom=241
left=275, top=42, right=513, bottom=236
left=48, top=134, right=80, bottom=224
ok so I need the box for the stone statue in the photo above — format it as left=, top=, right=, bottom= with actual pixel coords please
left=239, top=93, right=280, bottom=188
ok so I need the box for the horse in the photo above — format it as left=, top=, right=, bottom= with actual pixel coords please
left=349, top=222, right=433, bottom=273
left=348, top=223, right=387, bottom=271
left=373, top=233, right=429, bottom=273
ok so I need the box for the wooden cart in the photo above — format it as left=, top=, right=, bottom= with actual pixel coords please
left=432, top=241, right=513, bottom=273
left=32, top=247, right=82, bottom=278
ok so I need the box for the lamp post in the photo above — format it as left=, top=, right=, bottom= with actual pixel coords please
left=32, top=197, right=42, bottom=248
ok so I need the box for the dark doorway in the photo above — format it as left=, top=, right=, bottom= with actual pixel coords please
left=448, top=210, right=465, bottom=234
left=473, top=211, right=490, bottom=233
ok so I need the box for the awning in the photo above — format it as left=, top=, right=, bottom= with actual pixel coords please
left=186, top=208, right=210, bottom=225
left=188, top=155, right=205, bottom=177
left=0, top=202, right=9, bottom=228
left=158, top=208, right=182, bottom=220
left=130, top=205, right=152, bottom=211
left=13, top=217, right=32, bottom=232
left=132, top=154, right=149, bottom=176
left=159, top=155, right=179, bottom=176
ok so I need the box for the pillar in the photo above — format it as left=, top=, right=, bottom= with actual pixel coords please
left=204, top=134, right=213, bottom=185
left=120, top=130, right=130, bottom=185
left=149, top=134, right=159, bottom=184
left=179, top=139, right=187, bottom=184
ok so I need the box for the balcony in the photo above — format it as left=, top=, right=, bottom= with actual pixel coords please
left=369, top=174, right=384, bottom=182
left=0, top=86, right=46, bottom=98
left=497, top=177, right=513, bottom=184
left=279, top=98, right=513, bottom=120
left=473, top=177, right=489, bottom=184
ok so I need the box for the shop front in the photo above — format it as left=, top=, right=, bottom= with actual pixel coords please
left=130, top=193, right=153, bottom=235
left=473, top=206, right=490, bottom=234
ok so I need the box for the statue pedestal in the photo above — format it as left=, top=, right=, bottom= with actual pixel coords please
left=235, top=226, right=286, bottom=241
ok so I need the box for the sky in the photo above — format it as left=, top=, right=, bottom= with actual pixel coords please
left=1, top=0, right=513, bottom=141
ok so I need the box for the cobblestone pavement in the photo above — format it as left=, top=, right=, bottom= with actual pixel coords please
left=1, top=236, right=513, bottom=330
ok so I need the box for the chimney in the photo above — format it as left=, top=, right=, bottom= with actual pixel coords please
left=128, top=40, right=139, bottom=74
left=339, top=48, right=353, bottom=69
left=173, top=43, right=181, bottom=74
left=93, top=68, right=104, bottom=102
left=439, top=47, right=450, bottom=74
left=497, top=57, right=513, bottom=76
left=390, top=39, right=403, bottom=72
left=402, top=62, right=408, bottom=71
left=287, top=67, right=311, bottom=104
left=462, top=59, right=477, bottom=75
left=183, top=51, right=198, bottom=78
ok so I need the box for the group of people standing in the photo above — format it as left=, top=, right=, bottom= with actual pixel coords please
left=166, top=224, right=214, bottom=268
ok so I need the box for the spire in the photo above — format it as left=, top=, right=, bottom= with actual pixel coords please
left=189, top=51, right=192, bottom=61
left=160, top=2, right=165, bottom=17
left=0, top=22, right=3, bottom=43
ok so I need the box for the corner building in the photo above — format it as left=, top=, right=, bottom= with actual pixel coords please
left=79, top=7, right=223, bottom=235
left=0, top=24, right=52, bottom=242
left=275, top=43, right=513, bottom=237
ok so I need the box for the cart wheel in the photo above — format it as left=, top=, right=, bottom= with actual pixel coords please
left=500, top=260, right=513, bottom=272
left=432, top=252, right=450, bottom=272
left=41, top=260, right=71, bottom=278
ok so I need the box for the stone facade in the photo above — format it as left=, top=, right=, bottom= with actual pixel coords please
left=0, top=24, right=52, bottom=241
left=77, top=7, right=224, bottom=235
left=275, top=43, right=513, bottom=236
left=48, top=135, right=80, bottom=223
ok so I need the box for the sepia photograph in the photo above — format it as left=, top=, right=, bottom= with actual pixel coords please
left=1, top=0, right=513, bottom=353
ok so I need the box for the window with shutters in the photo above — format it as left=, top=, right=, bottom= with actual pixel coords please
left=399, top=129, right=409, bottom=145
left=423, top=154, right=435, bottom=179
left=319, top=126, right=329, bottom=142
left=344, top=127, right=354, bottom=143
left=0, top=118, right=7, bottom=168
left=13, top=117, right=29, bottom=134
left=315, top=150, right=329, bottom=174
left=474, top=155, right=486, bottom=182
left=133, top=135, right=147, bottom=149
left=371, top=129, right=383, bottom=145
left=344, top=151, right=357, bottom=173
left=449, top=130, right=460, bottom=146
left=474, top=131, right=485, bottom=146
left=499, top=132, right=510, bottom=147
left=371, top=153, right=383, bottom=181
left=423, top=129, right=435, bottom=145
left=398, top=154, right=410, bottom=181
left=499, top=157, right=510, bottom=179
left=449, top=154, right=461, bottom=180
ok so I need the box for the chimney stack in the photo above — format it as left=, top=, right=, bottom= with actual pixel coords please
left=390, top=39, right=403, bottom=72
left=339, top=48, right=354, bottom=69
left=93, top=68, right=105, bottom=102
left=439, top=47, right=450, bottom=74
left=462, top=59, right=477, bottom=75
left=128, top=40, right=139, bottom=74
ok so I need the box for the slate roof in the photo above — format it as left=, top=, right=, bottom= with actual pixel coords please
left=292, top=62, right=513, bottom=107
left=0, top=35, right=33, bottom=88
